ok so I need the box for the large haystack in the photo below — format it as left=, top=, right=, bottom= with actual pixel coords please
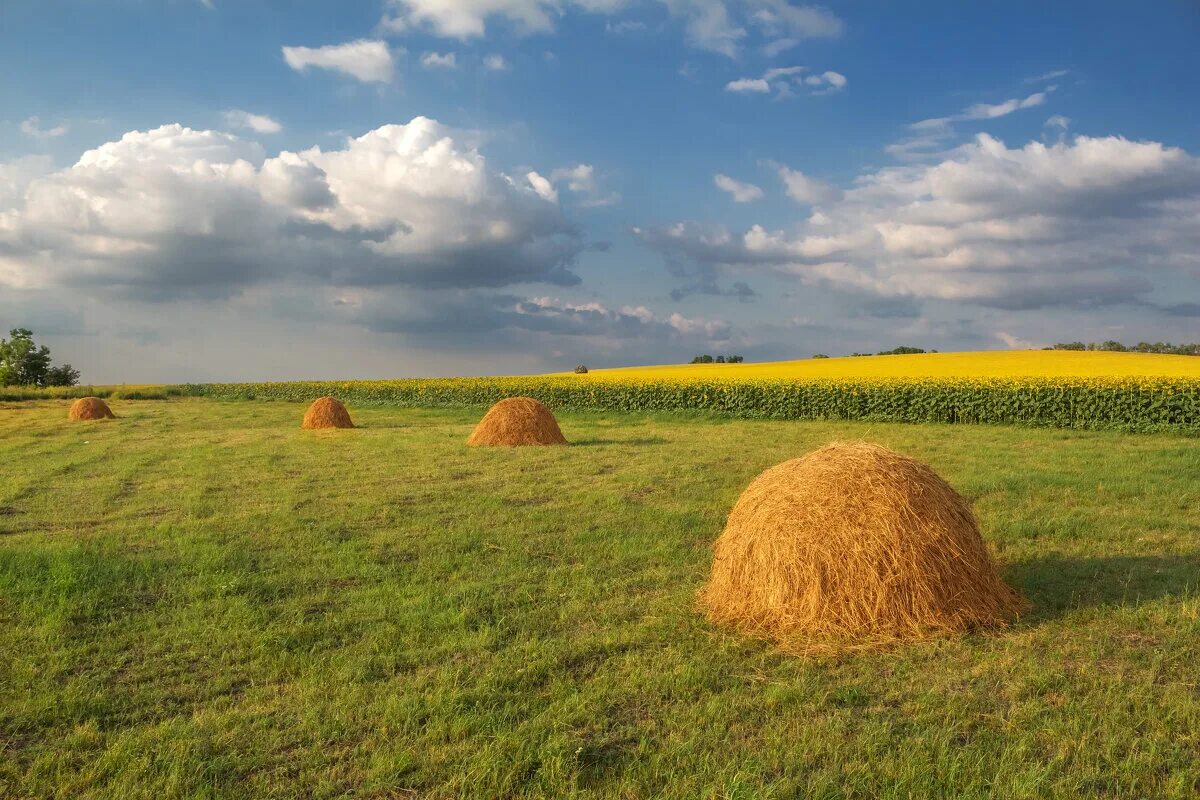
left=68, top=397, right=115, bottom=420
left=699, top=441, right=1023, bottom=649
left=301, top=396, right=354, bottom=429
left=467, top=397, right=567, bottom=446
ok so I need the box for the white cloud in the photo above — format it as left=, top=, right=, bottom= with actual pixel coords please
left=747, top=0, right=842, bottom=39
left=549, top=163, right=620, bottom=206
left=637, top=133, right=1200, bottom=310
left=726, top=65, right=844, bottom=97
left=222, top=110, right=282, bottom=134
left=762, top=65, right=804, bottom=81
left=512, top=296, right=731, bottom=340
left=962, top=91, right=1046, bottom=120
left=725, top=77, right=770, bottom=93
left=810, top=70, right=845, bottom=90
left=714, top=173, right=763, bottom=202
left=889, top=90, right=1055, bottom=161
left=420, top=51, right=458, bottom=68
left=20, top=117, right=69, bottom=140
left=1026, top=69, right=1070, bottom=83
left=762, top=37, right=797, bottom=56
left=773, top=163, right=840, bottom=204
left=526, top=170, right=558, bottom=202
left=282, top=40, right=394, bottom=83
left=996, top=331, right=1037, bottom=349
left=0, top=118, right=585, bottom=298
left=383, top=0, right=557, bottom=38
left=380, top=0, right=840, bottom=58
left=1046, top=114, right=1070, bottom=130
left=483, top=53, right=509, bottom=70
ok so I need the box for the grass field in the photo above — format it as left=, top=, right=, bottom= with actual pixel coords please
left=553, top=350, right=1200, bottom=380
left=2, top=399, right=1199, bottom=798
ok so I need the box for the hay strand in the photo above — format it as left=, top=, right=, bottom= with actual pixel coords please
left=67, top=397, right=115, bottom=420
left=699, top=441, right=1023, bottom=651
left=301, top=396, right=354, bottom=429
left=467, top=397, right=567, bottom=446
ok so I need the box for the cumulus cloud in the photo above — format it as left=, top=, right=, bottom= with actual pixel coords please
left=549, top=163, right=620, bottom=207
left=772, top=162, right=841, bottom=204
left=0, top=118, right=585, bottom=299
left=636, top=133, right=1200, bottom=311
left=420, top=51, right=458, bottom=68
left=380, top=0, right=839, bottom=57
left=282, top=40, right=395, bottom=83
left=20, top=117, right=69, bottom=140
left=526, top=170, right=558, bottom=202
left=725, top=64, right=844, bottom=97
left=222, top=110, right=282, bottom=134
left=714, top=173, right=763, bottom=202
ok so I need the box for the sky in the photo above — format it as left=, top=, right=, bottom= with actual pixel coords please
left=1, top=1, right=1198, bottom=382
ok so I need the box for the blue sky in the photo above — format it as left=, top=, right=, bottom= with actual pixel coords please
left=2, top=0, right=1198, bottom=381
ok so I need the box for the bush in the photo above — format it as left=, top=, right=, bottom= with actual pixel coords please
left=574, top=364, right=588, bottom=374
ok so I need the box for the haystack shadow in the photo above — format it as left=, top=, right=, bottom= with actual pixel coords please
left=1003, top=553, right=1200, bottom=622
left=571, top=437, right=669, bottom=447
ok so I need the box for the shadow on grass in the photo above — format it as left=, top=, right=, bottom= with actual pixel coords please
left=345, top=423, right=415, bottom=430
left=571, top=437, right=669, bottom=447
left=1004, top=553, right=1200, bottom=621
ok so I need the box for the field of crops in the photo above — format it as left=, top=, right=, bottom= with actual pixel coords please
left=183, top=352, right=1200, bottom=434
left=553, top=350, right=1200, bottom=380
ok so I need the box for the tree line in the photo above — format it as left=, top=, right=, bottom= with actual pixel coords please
left=1047, top=341, right=1200, bottom=356
left=0, top=329, right=80, bottom=387
left=689, top=355, right=745, bottom=363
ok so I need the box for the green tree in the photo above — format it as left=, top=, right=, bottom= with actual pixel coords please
left=0, top=329, right=78, bottom=387
left=45, top=363, right=81, bottom=386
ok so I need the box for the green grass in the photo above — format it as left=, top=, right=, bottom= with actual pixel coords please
left=1, top=399, right=1199, bottom=799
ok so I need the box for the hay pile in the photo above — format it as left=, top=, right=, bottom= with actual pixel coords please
left=68, top=397, right=115, bottom=420
left=301, top=396, right=354, bottom=429
left=467, top=397, right=567, bottom=446
left=699, top=441, right=1023, bottom=649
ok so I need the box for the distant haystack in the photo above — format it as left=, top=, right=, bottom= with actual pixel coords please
left=467, top=397, right=567, bottom=446
left=301, top=396, right=354, bottom=429
left=68, top=397, right=114, bottom=420
left=699, top=441, right=1023, bottom=650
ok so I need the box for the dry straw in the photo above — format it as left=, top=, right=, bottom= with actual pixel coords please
left=468, top=396, right=568, bottom=446
left=301, top=396, right=354, bottom=429
left=699, top=441, right=1023, bottom=651
left=68, top=397, right=115, bottom=420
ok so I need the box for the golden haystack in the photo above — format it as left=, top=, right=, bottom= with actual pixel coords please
left=699, top=441, right=1023, bottom=650
left=301, top=396, right=354, bottom=429
left=67, top=397, right=115, bottom=420
left=467, top=396, right=568, bottom=446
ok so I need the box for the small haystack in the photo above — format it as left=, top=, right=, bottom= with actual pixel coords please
left=68, top=397, right=115, bottom=420
left=467, top=396, right=567, bottom=446
left=301, top=396, right=354, bottom=429
left=699, top=441, right=1023, bottom=649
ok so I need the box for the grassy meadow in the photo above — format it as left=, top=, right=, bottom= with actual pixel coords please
left=2, top=398, right=1199, bottom=798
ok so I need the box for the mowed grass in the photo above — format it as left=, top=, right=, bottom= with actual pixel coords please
left=1, top=399, right=1199, bottom=799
